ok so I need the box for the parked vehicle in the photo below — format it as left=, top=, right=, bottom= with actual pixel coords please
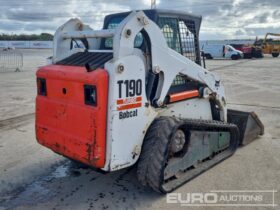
left=201, top=44, right=243, bottom=60
left=250, top=46, right=264, bottom=58
left=230, top=44, right=263, bottom=59
left=2, top=47, right=15, bottom=51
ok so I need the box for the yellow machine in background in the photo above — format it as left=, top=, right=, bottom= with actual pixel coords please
left=260, top=33, right=280, bottom=57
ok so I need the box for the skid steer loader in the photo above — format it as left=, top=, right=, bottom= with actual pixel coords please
left=36, top=9, right=264, bottom=193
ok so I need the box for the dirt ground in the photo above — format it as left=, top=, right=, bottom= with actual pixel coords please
left=0, top=49, right=279, bottom=210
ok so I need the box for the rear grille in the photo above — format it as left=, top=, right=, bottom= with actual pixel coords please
left=57, top=52, right=113, bottom=70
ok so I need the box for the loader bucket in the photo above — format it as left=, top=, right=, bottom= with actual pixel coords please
left=227, top=109, right=264, bottom=145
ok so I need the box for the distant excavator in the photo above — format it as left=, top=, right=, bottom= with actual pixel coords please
left=255, top=33, right=280, bottom=57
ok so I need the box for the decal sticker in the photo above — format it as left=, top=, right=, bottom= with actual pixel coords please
left=117, top=96, right=142, bottom=111
left=116, top=79, right=142, bottom=112
left=117, top=79, right=142, bottom=98
left=119, top=109, right=138, bottom=119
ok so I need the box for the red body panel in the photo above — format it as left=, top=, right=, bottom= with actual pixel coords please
left=36, top=65, right=108, bottom=168
left=233, top=45, right=252, bottom=54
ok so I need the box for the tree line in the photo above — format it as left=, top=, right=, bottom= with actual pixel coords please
left=0, top=33, right=53, bottom=41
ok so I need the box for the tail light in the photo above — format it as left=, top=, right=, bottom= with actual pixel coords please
left=84, top=85, right=97, bottom=106
left=37, top=78, right=47, bottom=96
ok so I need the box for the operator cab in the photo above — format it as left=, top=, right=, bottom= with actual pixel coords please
left=102, top=9, right=202, bottom=65
left=102, top=10, right=204, bottom=104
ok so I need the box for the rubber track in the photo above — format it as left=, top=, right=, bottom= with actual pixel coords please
left=137, top=116, right=239, bottom=193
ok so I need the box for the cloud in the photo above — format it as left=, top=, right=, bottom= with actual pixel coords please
left=0, top=0, right=279, bottom=40
left=6, top=11, right=70, bottom=22
left=235, top=29, right=246, bottom=36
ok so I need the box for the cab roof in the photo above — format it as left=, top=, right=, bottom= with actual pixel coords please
left=103, top=9, right=202, bottom=34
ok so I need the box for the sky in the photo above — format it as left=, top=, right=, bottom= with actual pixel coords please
left=0, top=0, right=279, bottom=40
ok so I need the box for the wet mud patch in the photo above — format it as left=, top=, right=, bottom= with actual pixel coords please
left=1, top=161, right=161, bottom=210
left=0, top=160, right=84, bottom=209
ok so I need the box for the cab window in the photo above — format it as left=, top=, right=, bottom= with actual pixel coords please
left=158, top=17, right=181, bottom=53
left=104, top=17, right=143, bottom=49
left=157, top=16, right=199, bottom=64
left=158, top=17, right=200, bottom=87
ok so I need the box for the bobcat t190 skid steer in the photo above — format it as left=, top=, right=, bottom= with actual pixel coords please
left=36, top=9, right=264, bottom=193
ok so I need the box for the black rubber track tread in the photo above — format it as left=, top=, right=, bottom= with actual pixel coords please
left=137, top=117, right=179, bottom=192
left=137, top=117, right=239, bottom=193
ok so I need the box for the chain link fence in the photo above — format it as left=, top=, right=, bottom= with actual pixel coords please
left=0, top=51, right=23, bottom=72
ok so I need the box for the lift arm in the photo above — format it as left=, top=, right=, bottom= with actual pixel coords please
left=113, top=11, right=227, bottom=121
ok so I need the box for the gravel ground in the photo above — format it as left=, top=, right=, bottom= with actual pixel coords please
left=0, top=49, right=279, bottom=210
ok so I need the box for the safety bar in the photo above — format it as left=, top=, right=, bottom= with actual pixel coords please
left=62, top=29, right=115, bottom=39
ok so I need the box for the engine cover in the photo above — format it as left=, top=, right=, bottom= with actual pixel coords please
left=36, top=65, right=108, bottom=168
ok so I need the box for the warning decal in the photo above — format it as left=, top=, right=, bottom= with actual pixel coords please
left=117, top=96, right=142, bottom=111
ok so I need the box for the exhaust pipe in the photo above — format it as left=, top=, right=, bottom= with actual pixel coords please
left=227, top=109, right=264, bottom=145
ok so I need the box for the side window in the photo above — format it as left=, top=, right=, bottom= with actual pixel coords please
left=178, top=20, right=197, bottom=63
left=158, top=17, right=200, bottom=65
left=172, top=74, right=187, bottom=86
left=158, top=17, right=181, bottom=53
left=104, top=17, right=143, bottom=49
left=157, top=17, right=201, bottom=88
left=158, top=17, right=187, bottom=87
